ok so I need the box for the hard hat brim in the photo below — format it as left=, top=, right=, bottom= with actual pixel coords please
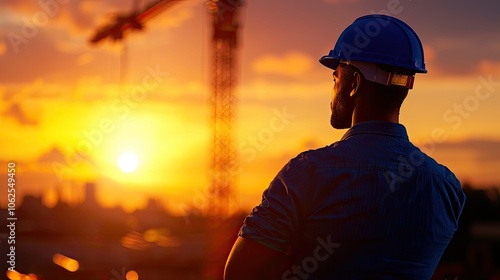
left=319, top=56, right=340, bottom=70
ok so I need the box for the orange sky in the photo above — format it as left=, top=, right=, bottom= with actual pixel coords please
left=1, top=0, right=500, bottom=213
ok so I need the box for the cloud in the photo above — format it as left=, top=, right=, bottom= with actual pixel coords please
left=147, top=0, right=196, bottom=29
left=0, top=42, right=6, bottom=56
left=0, top=0, right=94, bottom=37
left=424, top=33, right=500, bottom=76
left=423, top=44, right=436, bottom=64
left=477, top=59, right=500, bottom=76
left=0, top=0, right=195, bottom=54
left=435, top=139, right=500, bottom=163
left=0, top=81, right=39, bottom=126
left=0, top=1, right=40, bottom=14
left=252, top=51, right=314, bottom=78
left=240, top=79, right=331, bottom=101
left=37, top=147, right=66, bottom=164
left=76, top=52, right=93, bottom=66
left=419, top=138, right=500, bottom=186
left=3, top=102, right=38, bottom=126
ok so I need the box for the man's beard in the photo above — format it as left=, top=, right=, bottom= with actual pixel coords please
left=330, top=94, right=352, bottom=129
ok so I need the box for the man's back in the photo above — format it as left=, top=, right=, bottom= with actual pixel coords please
left=239, top=121, right=466, bottom=279
left=225, top=16, right=466, bottom=280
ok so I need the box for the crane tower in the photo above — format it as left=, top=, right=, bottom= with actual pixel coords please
left=207, top=0, right=242, bottom=216
left=90, top=0, right=243, bottom=216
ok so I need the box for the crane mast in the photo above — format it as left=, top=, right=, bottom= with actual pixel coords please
left=90, top=0, right=243, bottom=217
left=208, top=0, right=242, bottom=217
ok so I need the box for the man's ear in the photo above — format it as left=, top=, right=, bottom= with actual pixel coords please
left=350, top=72, right=362, bottom=97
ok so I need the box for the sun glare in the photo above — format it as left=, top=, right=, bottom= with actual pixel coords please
left=118, top=152, right=139, bottom=173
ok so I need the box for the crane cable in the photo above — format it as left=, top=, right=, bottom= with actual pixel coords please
left=118, top=0, right=141, bottom=98
left=118, top=38, right=129, bottom=98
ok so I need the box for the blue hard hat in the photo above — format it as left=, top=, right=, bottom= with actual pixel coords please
left=320, top=14, right=427, bottom=74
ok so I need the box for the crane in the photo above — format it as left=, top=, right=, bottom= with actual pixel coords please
left=89, top=0, right=243, bottom=217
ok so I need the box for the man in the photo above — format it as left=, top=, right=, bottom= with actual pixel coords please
left=225, top=15, right=466, bottom=279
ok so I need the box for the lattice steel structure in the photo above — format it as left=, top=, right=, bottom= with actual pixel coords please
left=208, top=0, right=243, bottom=217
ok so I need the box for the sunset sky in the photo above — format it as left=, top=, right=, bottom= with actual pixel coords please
left=1, top=0, right=499, bottom=213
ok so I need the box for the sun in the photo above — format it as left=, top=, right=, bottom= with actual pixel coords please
left=117, top=152, right=139, bottom=173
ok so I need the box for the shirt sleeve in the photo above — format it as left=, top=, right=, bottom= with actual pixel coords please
left=238, top=153, right=311, bottom=253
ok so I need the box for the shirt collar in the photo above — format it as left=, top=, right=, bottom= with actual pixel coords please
left=341, top=121, right=409, bottom=141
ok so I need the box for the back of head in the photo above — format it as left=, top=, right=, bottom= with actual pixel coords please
left=343, top=62, right=410, bottom=112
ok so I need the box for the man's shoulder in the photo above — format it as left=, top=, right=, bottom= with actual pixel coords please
left=290, top=144, right=338, bottom=164
left=285, top=138, right=368, bottom=168
left=279, top=146, right=333, bottom=175
left=280, top=143, right=352, bottom=177
left=407, top=144, right=462, bottom=187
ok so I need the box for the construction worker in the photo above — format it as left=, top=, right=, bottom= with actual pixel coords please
left=224, top=15, right=466, bottom=279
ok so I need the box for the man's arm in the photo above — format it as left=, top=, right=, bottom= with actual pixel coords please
left=224, top=236, right=292, bottom=280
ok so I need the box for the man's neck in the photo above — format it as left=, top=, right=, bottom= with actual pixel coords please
left=351, top=105, right=400, bottom=126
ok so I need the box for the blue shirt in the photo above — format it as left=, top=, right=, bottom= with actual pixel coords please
left=239, top=121, right=466, bottom=279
